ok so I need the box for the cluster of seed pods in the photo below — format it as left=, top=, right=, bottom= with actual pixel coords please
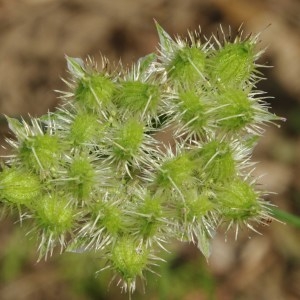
left=0, top=23, right=282, bottom=294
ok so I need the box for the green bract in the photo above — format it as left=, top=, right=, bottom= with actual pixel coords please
left=0, top=23, right=284, bottom=295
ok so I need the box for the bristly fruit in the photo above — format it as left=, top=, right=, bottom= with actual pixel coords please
left=0, top=22, right=284, bottom=296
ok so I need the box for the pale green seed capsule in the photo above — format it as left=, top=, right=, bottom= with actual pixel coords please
left=208, top=41, right=255, bottom=87
left=182, top=189, right=215, bottom=223
left=177, top=90, right=208, bottom=132
left=94, top=201, right=123, bottom=236
left=0, top=168, right=41, bottom=205
left=167, top=47, right=206, bottom=83
left=136, top=196, right=163, bottom=240
left=112, top=119, right=144, bottom=161
left=217, top=179, right=261, bottom=221
left=19, top=134, right=61, bottom=173
left=215, top=89, right=254, bottom=131
left=156, top=153, right=194, bottom=189
left=69, top=113, right=100, bottom=145
left=35, top=194, right=74, bottom=235
left=193, top=140, right=236, bottom=183
left=114, top=81, right=161, bottom=114
left=67, top=156, right=96, bottom=199
left=75, top=74, right=115, bottom=109
left=111, top=236, right=149, bottom=282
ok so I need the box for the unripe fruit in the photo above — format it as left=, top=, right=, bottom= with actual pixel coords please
left=0, top=168, right=41, bottom=205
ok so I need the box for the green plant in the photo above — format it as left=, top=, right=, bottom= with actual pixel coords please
left=0, top=23, right=284, bottom=296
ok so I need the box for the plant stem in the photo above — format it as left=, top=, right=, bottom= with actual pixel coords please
left=271, top=207, right=300, bottom=228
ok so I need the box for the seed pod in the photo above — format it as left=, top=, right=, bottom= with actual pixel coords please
left=0, top=168, right=41, bottom=205
left=19, top=134, right=61, bottom=173
left=208, top=41, right=257, bottom=88
left=114, top=81, right=161, bottom=115
left=75, top=74, right=115, bottom=110
left=69, top=113, right=100, bottom=145
left=111, top=236, right=149, bottom=291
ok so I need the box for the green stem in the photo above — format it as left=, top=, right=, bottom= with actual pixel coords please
left=271, top=207, right=300, bottom=228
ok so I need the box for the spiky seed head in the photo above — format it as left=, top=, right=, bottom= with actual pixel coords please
left=0, top=168, right=41, bottom=205
left=69, top=113, right=100, bottom=145
left=67, top=155, right=96, bottom=199
left=135, top=195, right=164, bottom=240
left=174, top=188, right=216, bottom=258
left=94, top=201, right=124, bottom=237
left=182, top=189, right=215, bottom=223
left=74, top=197, right=125, bottom=252
left=33, top=194, right=74, bottom=259
left=75, top=74, right=115, bottom=110
left=217, top=179, right=264, bottom=222
left=34, top=194, right=74, bottom=235
left=167, top=46, right=206, bottom=83
left=193, top=140, right=236, bottom=183
left=215, top=89, right=254, bottom=131
left=114, top=81, right=161, bottom=115
left=155, top=153, right=194, bottom=190
left=208, top=41, right=257, bottom=88
left=177, top=90, right=208, bottom=132
left=112, top=118, right=144, bottom=162
left=110, top=236, right=150, bottom=292
left=0, top=23, right=284, bottom=296
left=19, top=134, right=61, bottom=173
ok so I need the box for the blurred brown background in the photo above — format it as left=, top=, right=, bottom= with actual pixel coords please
left=0, top=0, right=300, bottom=299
